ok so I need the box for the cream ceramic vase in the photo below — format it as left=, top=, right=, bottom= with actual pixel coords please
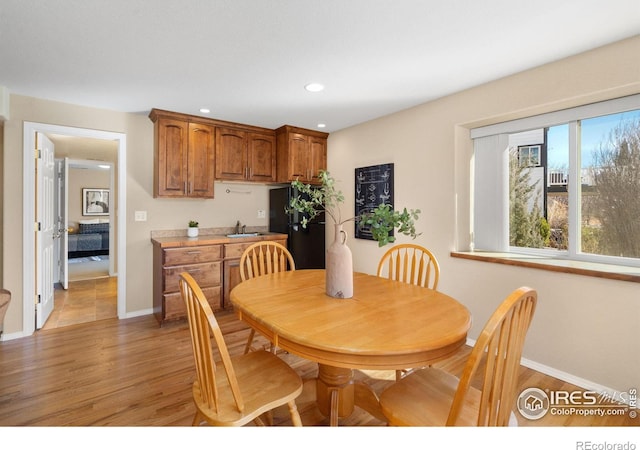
left=325, top=223, right=353, bottom=298
left=187, top=227, right=199, bottom=237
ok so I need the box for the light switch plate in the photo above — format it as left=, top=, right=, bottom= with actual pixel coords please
left=135, top=211, right=147, bottom=222
left=257, top=209, right=266, bottom=219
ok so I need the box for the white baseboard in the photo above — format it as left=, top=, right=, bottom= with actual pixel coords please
left=1, top=330, right=30, bottom=341
left=466, top=338, right=625, bottom=401
left=122, top=308, right=154, bottom=319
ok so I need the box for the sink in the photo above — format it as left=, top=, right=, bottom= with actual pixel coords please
left=226, top=232, right=260, bottom=238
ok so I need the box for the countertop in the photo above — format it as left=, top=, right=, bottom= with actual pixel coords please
left=151, top=232, right=288, bottom=248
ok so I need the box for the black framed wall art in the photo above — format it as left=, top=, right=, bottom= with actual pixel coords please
left=83, top=188, right=110, bottom=216
left=354, top=163, right=394, bottom=240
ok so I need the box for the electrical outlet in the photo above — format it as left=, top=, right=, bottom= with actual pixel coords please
left=134, top=211, right=147, bottom=222
left=257, top=209, right=266, bottom=219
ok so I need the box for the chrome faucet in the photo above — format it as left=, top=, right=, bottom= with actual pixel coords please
left=241, top=224, right=246, bottom=234
left=235, top=220, right=241, bottom=234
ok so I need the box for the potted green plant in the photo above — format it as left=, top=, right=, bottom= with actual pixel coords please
left=187, top=220, right=199, bottom=237
left=288, top=170, right=420, bottom=298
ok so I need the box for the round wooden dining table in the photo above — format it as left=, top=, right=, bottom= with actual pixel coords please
left=230, top=269, right=471, bottom=426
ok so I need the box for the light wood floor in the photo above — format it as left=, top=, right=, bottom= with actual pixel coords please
left=43, top=277, right=117, bottom=330
left=1, top=305, right=637, bottom=428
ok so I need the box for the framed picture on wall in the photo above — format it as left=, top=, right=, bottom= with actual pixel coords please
left=354, top=163, right=394, bottom=240
left=82, top=188, right=110, bottom=216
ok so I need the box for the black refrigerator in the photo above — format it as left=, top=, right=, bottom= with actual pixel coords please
left=269, top=186, right=326, bottom=269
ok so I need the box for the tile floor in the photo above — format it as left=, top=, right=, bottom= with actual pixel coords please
left=44, top=276, right=118, bottom=330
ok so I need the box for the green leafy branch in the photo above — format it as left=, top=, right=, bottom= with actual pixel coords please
left=358, top=203, right=421, bottom=247
left=287, top=170, right=421, bottom=247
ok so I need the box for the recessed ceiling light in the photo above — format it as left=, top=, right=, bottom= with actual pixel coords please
left=304, top=83, right=324, bottom=93
left=199, top=108, right=210, bottom=113
left=317, top=123, right=326, bottom=128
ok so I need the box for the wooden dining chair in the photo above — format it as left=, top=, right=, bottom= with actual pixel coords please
left=379, top=286, right=537, bottom=426
left=179, top=272, right=303, bottom=426
left=239, top=241, right=295, bottom=354
left=377, top=243, right=440, bottom=290
left=377, top=244, right=440, bottom=379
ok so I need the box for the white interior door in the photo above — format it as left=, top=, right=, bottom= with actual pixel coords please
left=36, top=132, right=55, bottom=328
left=57, top=158, right=69, bottom=289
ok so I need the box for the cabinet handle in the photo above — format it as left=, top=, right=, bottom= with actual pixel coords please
left=186, top=251, right=201, bottom=255
left=187, top=269, right=201, bottom=273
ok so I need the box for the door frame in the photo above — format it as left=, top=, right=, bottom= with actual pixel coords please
left=64, top=158, right=116, bottom=277
left=23, top=122, right=127, bottom=335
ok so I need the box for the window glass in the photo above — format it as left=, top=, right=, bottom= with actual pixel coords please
left=580, top=111, right=640, bottom=258
left=518, top=145, right=541, bottom=167
left=546, top=125, right=569, bottom=251
left=509, top=142, right=546, bottom=248
left=474, top=95, right=640, bottom=267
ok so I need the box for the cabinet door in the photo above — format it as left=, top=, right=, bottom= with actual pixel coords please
left=163, top=261, right=221, bottom=293
left=163, top=245, right=221, bottom=266
left=223, top=259, right=242, bottom=309
left=247, top=132, right=276, bottom=182
left=164, top=286, right=222, bottom=319
left=155, top=118, right=189, bottom=197
left=188, top=122, right=215, bottom=198
left=287, top=133, right=310, bottom=181
left=215, top=127, right=247, bottom=181
left=308, top=135, right=327, bottom=184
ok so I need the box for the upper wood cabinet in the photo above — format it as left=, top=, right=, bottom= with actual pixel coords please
left=150, top=110, right=215, bottom=198
left=276, top=125, right=329, bottom=184
left=150, top=109, right=328, bottom=189
left=215, top=127, right=276, bottom=182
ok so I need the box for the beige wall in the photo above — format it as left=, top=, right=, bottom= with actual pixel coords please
left=2, top=96, right=272, bottom=337
left=2, top=35, right=638, bottom=393
left=0, top=122, right=4, bottom=281
left=68, top=168, right=110, bottom=225
left=328, top=35, right=640, bottom=392
left=53, top=136, right=117, bottom=225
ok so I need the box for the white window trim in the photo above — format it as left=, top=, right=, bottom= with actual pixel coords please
left=471, top=94, right=640, bottom=138
left=472, top=94, right=640, bottom=268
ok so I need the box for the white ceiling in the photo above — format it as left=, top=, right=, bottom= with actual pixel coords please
left=1, top=0, right=639, bottom=133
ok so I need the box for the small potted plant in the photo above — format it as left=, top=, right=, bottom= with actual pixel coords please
left=187, top=220, right=199, bottom=238
left=288, top=170, right=420, bottom=298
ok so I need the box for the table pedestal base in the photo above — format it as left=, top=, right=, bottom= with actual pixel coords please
left=315, top=364, right=387, bottom=426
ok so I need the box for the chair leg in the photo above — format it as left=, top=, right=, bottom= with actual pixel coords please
left=244, top=329, right=256, bottom=354
left=288, top=400, right=302, bottom=426
left=192, top=411, right=205, bottom=426
left=253, top=415, right=266, bottom=426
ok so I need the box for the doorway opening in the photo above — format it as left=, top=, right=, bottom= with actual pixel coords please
left=22, top=122, right=126, bottom=335
left=48, top=156, right=116, bottom=330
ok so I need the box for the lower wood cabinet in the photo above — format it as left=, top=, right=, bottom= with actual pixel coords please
left=153, top=244, right=223, bottom=325
left=152, top=235, right=288, bottom=325
left=222, top=239, right=287, bottom=309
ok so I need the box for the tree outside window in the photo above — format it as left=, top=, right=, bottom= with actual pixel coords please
left=508, top=110, right=640, bottom=259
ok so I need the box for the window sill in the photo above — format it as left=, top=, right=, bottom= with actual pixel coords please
left=450, top=251, right=640, bottom=283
